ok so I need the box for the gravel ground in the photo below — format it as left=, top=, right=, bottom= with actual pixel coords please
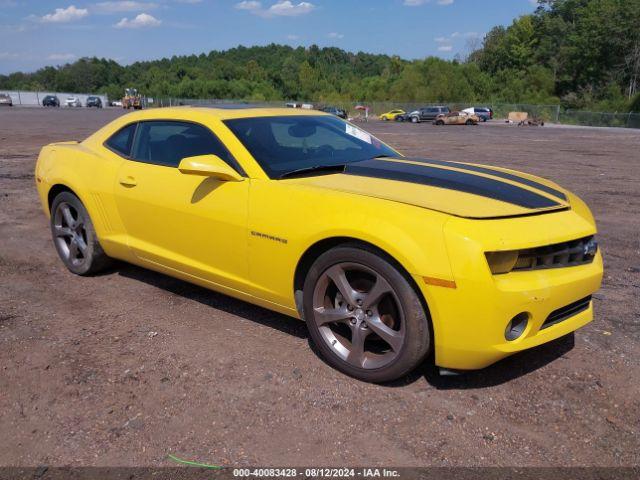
left=0, top=108, right=639, bottom=468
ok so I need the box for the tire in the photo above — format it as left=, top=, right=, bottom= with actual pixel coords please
left=382, top=116, right=389, bottom=121
left=303, top=246, right=431, bottom=383
left=50, top=192, right=113, bottom=276
left=411, top=116, right=419, bottom=124
left=435, top=120, right=444, bottom=126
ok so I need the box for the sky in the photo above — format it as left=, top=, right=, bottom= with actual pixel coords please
left=0, top=0, right=539, bottom=74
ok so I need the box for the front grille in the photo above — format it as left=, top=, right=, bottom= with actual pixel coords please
left=541, top=296, right=592, bottom=330
left=513, top=236, right=597, bottom=271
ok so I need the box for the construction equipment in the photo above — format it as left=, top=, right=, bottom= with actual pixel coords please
left=122, top=88, right=142, bottom=110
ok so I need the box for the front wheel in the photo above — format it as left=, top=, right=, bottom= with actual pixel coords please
left=411, top=116, right=419, bottom=124
left=50, top=192, right=113, bottom=275
left=465, top=119, right=474, bottom=125
left=303, top=246, right=431, bottom=383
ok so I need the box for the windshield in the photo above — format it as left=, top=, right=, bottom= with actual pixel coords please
left=224, top=115, right=397, bottom=178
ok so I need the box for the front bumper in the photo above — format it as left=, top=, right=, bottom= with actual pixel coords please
left=417, top=205, right=604, bottom=370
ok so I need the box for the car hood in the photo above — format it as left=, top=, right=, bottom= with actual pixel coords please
left=285, top=157, right=570, bottom=219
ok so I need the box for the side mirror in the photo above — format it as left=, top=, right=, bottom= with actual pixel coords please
left=178, top=154, right=243, bottom=182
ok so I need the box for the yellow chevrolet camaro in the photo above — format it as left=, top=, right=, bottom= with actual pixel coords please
left=35, top=107, right=603, bottom=382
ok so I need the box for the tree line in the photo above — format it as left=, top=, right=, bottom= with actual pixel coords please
left=1, top=0, right=638, bottom=112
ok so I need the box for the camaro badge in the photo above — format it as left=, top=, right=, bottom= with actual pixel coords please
left=251, top=231, right=288, bottom=245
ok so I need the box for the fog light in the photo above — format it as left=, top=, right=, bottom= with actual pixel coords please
left=505, top=312, right=529, bottom=341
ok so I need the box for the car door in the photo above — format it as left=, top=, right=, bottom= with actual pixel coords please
left=113, top=119, right=251, bottom=291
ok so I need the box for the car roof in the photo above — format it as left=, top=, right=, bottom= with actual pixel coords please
left=116, top=106, right=333, bottom=121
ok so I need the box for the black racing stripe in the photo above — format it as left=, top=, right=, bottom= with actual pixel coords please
left=397, top=157, right=567, bottom=201
left=344, top=159, right=561, bottom=209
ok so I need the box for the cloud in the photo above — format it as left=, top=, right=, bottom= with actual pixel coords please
left=433, top=30, right=479, bottom=54
left=236, top=0, right=315, bottom=17
left=286, top=33, right=299, bottom=40
left=93, top=1, right=158, bottom=13
left=48, top=53, right=77, bottom=61
left=114, top=12, right=161, bottom=27
left=0, top=51, right=20, bottom=59
left=327, top=32, right=343, bottom=39
left=174, top=0, right=202, bottom=3
left=268, top=1, right=314, bottom=16
left=437, top=0, right=453, bottom=4
left=40, top=5, right=89, bottom=23
left=235, top=0, right=261, bottom=10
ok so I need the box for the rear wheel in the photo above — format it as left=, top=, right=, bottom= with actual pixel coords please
left=303, top=246, right=431, bottom=383
left=50, top=192, right=113, bottom=275
left=465, top=119, right=474, bottom=125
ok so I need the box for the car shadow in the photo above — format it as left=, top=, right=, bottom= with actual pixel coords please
left=115, top=263, right=308, bottom=340
left=384, top=332, right=576, bottom=390
left=112, top=263, right=575, bottom=389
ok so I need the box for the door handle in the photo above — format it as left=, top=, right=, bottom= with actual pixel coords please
left=119, top=175, right=137, bottom=187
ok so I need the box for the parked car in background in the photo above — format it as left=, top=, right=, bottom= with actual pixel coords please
left=86, top=96, right=103, bottom=108
left=111, top=100, right=123, bottom=107
left=463, top=107, right=493, bottom=122
left=409, top=106, right=450, bottom=123
left=42, top=95, right=60, bottom=107
left=0, top=93, right=12, bottom=106
left=319, top=106, right=348, bottom=119
left=434, top=111, right=480, bottom=126
left=65, top=96, right=82, bottom=107
left=379, top=109, right=405, bottom=121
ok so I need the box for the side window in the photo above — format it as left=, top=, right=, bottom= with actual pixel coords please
left=130, top=120, right=239, bottom=171
left=105, top=123, right=137, bottom=157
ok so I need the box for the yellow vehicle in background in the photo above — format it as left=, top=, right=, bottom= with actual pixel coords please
left=122, top=88, right=142, bottom=110
left=379, top=109, right=405, bottom=121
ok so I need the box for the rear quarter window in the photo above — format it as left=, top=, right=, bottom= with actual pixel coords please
left=105, top=123, right=137, bottom=157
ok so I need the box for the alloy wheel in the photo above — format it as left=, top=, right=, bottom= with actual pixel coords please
left=311, top=262, right=406, bottom=370
left=53, top=202, right=89, bottom=267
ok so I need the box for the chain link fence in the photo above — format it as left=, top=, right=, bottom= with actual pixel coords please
left=4, top=90, right=639, bottom=128
left=558, top=110, right=640, bottom=129
left=149, top=98, right=569, bottom=124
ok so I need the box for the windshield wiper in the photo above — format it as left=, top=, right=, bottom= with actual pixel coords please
left=279, top=164, right=347, bottom=179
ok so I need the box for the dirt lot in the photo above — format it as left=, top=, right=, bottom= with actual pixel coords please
left=0, top=108, right=639, bottom=468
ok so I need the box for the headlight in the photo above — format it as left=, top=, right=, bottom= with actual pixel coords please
left=485, top=236, right=597, bottom=275
left=485, top=251, right=519, bottom=274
